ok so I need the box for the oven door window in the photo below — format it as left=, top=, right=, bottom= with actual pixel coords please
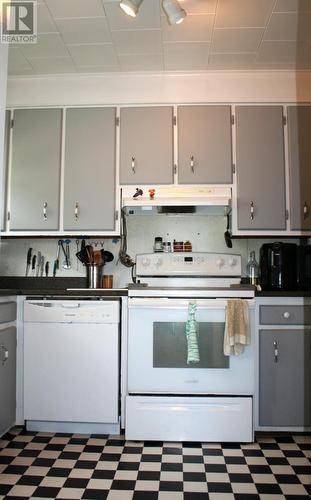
left=153, top=322, right=229, bottom=369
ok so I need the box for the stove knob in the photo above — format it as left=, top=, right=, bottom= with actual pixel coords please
left=155, top=258, right=163, bottom=267
left=228, top=258, right=237, bottom=267
left=142, top=257, right=150, bottom=267
left=216, top=258, right=225, bottom=268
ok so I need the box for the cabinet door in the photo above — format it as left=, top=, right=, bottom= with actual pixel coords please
left=287, top=106, right=311, bottom=230
left=236, top=106, right=286, bottom=230
left=259, top=329, right=311, bottom=426
left=10, top=109, right=62, bottom=230
left=63, top=108, right=116, bottom=232
left=1, top=110, right=10, bottom=230
left=120, top=107, right=173, bottom=185
left=0, top=327, right=16, bottom=436
left=178, top=105, right=232, bottom=184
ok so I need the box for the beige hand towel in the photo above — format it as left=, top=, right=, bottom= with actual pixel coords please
left=224, top=299, right=250, bottom=356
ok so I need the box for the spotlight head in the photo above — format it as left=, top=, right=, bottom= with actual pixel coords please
left=120, top=0, right=143, bottom=17
left=162, top=0, right=186, bottom=25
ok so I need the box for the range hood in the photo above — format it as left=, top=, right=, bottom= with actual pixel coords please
left=122, top=186, right=231, bottom=216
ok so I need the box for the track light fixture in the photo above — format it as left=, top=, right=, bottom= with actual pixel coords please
left=119, top=0, right=143, bottom=17
left=162, top=0, right=186, bottom=25
left=119, top=0, right=187, bottom=25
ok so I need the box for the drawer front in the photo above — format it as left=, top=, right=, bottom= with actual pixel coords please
left=260, top=305, right=311, bottom=325
left=0, top=302, right=17, bottom=324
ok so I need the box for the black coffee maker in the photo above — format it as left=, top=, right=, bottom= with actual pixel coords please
left=259, top=242, right=297, bottom=291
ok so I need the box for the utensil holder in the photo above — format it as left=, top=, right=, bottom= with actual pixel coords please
left=86, top=264, right=103, bottom=289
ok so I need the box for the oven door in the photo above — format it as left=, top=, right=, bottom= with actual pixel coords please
left=128, top=297, right=254, bottom=395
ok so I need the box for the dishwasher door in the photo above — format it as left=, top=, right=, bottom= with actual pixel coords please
left=24, top=300, right=119, bottom=423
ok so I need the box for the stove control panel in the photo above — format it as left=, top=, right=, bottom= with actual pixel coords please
left=136, top=252, right=242, bottom=277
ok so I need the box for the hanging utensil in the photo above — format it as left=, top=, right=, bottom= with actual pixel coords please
left=36, top=251, right=41, bottom=277
left=76, top=240, right=80, bottom=270
left=45, top=261, right=49, bottom=277
left=25, top=247, right=32, bottom=276
left=31, top=255, right=37, bottom=276
left=40, top=255, right=45, bottom=277
left=224, top=213, right=232, bottom=248
left=103, top=250, right=114, bottom=263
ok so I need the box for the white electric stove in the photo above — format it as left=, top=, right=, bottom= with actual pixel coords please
left=126, top=252, right=255, bottom=443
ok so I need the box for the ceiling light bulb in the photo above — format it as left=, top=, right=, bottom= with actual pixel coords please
left=119, top=0, right=143, bottom=17
left=162, top=0, right=186, bottom=25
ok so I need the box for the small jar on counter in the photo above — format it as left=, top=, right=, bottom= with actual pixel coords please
left=154, top=237, right=163, bottom=252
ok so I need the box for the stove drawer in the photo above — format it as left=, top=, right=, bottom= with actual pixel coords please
left=126, top=396, right=253, bottom=442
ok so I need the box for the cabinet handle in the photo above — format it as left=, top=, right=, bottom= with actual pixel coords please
left=273, top=341, right=278, bottom=363
left=1, top=345, right=8, bottom=365
left=131, top=156, right=136, bottom=174
left=250, top=201, right=254, bottom=220
left=75, top=202, right=79, bottom=221
left=283, top=311, right=290, bottom=319
left=303, top=202, right=309, bottom=219
left=43, top=202, right=48, bottom=220
left=190, top=155, right=195, bottom=173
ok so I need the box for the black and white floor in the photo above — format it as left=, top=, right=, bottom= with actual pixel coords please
left=0, top=427, right=310, bottom=499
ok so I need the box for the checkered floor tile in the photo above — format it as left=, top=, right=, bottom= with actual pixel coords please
left=0, top=428, right=310, bottom=499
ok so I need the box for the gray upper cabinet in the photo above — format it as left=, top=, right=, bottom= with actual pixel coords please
left=1, top=110, right=10, bottom=231
left=287, top=106, right=311, bottom=231
left=120, top=107, right=174, bottom=185
left=177, top=106, right=232, bottom=184
left=10, top=109, right=62, bottom=231
left=0, top=326, right=16, bottom=436
left=63, top=108, right=116, bottom=232
left=236, top=106, right=286, bottom=231
left=259, top=329, right=311, bottom=427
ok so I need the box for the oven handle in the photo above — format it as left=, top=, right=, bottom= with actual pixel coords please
left=128, top=298, right=255, bottom=309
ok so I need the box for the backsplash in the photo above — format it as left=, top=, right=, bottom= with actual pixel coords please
left=0, top=215, right=298, bottom=288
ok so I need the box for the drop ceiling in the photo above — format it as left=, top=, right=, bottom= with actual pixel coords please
left=8, top=0, right=311, bottom=76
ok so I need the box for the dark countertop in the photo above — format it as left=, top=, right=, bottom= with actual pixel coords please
left=0, top=277, right=128, bottom=297
left=256, top=290, right=311, bottom=297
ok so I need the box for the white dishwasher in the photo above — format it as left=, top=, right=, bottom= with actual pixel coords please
left=23, top=299, right=120, bottom=434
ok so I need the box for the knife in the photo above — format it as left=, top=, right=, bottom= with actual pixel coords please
left=45, top=261, right=49, bottom=277
left=31, top=255, right=37, bottom=276
left=40, top=255, right=45, bottom=277
left=25, top=247, right=32, bottom=276
left=36, top=252, right=41, bottom=277
left=53, top=260, right=57, bottom=277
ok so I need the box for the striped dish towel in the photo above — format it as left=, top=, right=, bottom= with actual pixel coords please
left=185, top=302, right=200, bottom=364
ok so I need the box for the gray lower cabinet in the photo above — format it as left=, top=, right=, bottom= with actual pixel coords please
left=9, top=108, right=62, bottom=231
left=0, top=300, right=17, bottom=436
left=63, top=108, right=116, bottom=232
left=287, top=106, right=311, bottom=231
left=177, top=105, right=232, bottom=184
left=236, top=106, right=286, bottom=230
left=120, top=106, right=173, bottom=185
left=259, top=329, right=311, bottom=427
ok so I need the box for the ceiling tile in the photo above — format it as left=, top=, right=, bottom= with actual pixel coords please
left=37, top=3, right=58, bottom=33
left=19, top=33, right=69, bottom=58
left=215, top=0, right=274, bottom=28
left=163, top=41, right=210, bottom=70
left=8, top=48, right=34, bottom=75
left=104, top=0, right=161, bottom=30
left=45, top=0, right=106, bottom=18
left=264, top=12, right=311, bottom=43
left=256, top=40, right=310, bottom=65
left=67, top=43, right=118, bottom=66
left=119, top=53, right=163, bottom=71
left=26, top=56, right=77, bottom=74
left=112, top=30, right=162, bottom=54
left=274, top=0, right=311, bottom=12
left=212, top=28, right=264, bottom=53
left=161, top=13, right=214, bottom=42
left=180, top=0, right=217, bottom=15
left=55, top=17, right=112, bottom=44
left=208, top=52, right=256, bottom=69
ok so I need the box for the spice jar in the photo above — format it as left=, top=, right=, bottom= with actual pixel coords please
left=163, top=241, right=171, bottom=253
left=173, top=240, right=184, bottom=252
left=184, top=240, right=192, bottom=252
